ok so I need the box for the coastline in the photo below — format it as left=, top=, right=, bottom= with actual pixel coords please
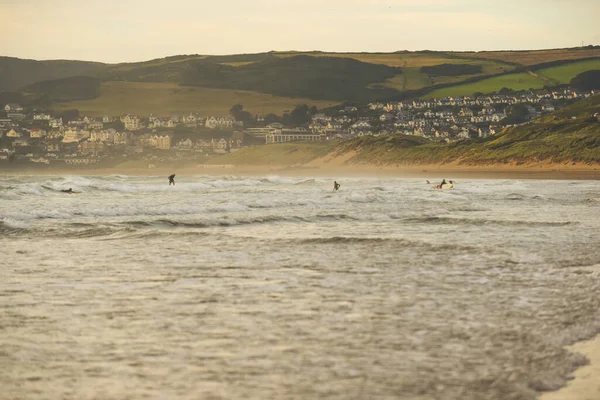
left=540, top=334, right=600, bottom=400
left=5, top=161, right=600, bottom=179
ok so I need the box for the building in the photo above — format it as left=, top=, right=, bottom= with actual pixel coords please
left=265, top=129, right=325, bottom=144
left=122, top=114, right=141, bottom=131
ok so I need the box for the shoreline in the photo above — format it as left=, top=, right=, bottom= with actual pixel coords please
left=540, top=334, right=600, bottom=400
left=2, top=162, right=600, bottom=180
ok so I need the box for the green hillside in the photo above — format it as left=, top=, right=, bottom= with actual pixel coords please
left=536, top=59, right=600, bottom=85
left=424, top=73, right=547, bottom=98
left=4, top=47, right=600, bottom=115
left=210, top=95, right=600, bottom=167
left=180, top=55, right=401, bottom=102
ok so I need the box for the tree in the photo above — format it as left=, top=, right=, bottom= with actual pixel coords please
left=289, top=104, right=311, bottom=127
left=570, top=70, right=600, bottom=91
left=502, top=103, right=530, bottom=125
left=229, top=104, right=253, bottom=125
left=264, top=113, right=282, bottom=125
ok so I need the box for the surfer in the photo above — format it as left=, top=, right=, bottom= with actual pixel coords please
left=439, top=178, right=447, bottom=188
left=333, top=181, right=340, bottom=191
left=168, top=174, right=175, bottom=186
left=61, top=188, right=73, bottom=194
left=426, top=180, right=430, bottom=184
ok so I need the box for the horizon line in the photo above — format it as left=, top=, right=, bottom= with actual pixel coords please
left=2, top=44, right=599, bottom=65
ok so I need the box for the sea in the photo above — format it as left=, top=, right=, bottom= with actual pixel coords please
left=1, top=174, right=600, bottom=400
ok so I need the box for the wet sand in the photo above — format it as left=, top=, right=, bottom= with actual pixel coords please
left=540, top=334, right=600, bottom=400
left=4, top=162, right=600, bottom=180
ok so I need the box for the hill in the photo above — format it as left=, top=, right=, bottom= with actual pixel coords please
left=50, top=81, right=338, bottom=117
left=22, top=76, right=101, bottom=102
left=424, top=59, right=600, bottom=98
left=3, top=47, right=600, bottom=115
left=180, top=55, right=401, bottom=102
left=207, top=95, right=600, bottom=168
left=0, top=56, right=106, bottom=91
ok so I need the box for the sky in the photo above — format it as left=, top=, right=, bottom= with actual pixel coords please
left=1, top=0, right=599, bottom=63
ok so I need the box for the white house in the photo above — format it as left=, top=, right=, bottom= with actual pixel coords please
left=122, top=115, right=141, bottom=131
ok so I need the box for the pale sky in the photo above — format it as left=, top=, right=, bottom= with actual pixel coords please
left=2, top=0, right=599, bottom=63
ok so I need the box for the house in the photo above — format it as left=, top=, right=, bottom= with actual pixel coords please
left=309, top=121, right=327, bottom=133
left=205, top=116, right=218, bottom=129
left=265, top=129, right=325, bottom=144
left=459, top=108, right=474, bottom=117
left=175, top=138, right=193, bottom=150
left=33, top=113, right=52, bottom=121
left=4, top=104, right=23, bottom=113
left=326, top=121, right=343, bottom=131
left=183, top=113, right=197, bottom=127
left=541, top=102, right=555, bottom=112
left=6, top=128, right=22, bottom=138
left=29, top=128, right=47, bottom=138
left=113, top=132, right=130, bottom=145
left=351, top=120, right=371, bottom=129
left=78, top=140, right=105, bottom=155
left=379, top=113, right=394, bottom=122
left=87, top=121, right=104, bottom=130
left=122, top=114, right=141, bottom=131
left=194, top=139, right=212, bottom=150
left=90, top=129, right=115, bottom=142
left=45, top=142, right=61, bottom=152
left=102, top=116, right=114, bottom=123
left=50, top=118, right=63, bottom=128
left=213, top=138, right=229, bottom=153
left=62, top=129, right=90, bottom=143
left=311, top=113, right=331, bottom=122
left=148, top=133, right=172, bottom=150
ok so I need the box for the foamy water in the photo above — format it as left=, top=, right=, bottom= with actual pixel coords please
left=1, top=175, right=600, bottom=400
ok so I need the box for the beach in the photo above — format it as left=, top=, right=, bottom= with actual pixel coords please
left=540, top=333, right=600, bottom=400
left=3, top=160, right=600, bottom=180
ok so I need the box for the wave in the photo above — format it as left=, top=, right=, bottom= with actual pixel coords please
left=0, top=219, right=30, bottom=235
left=1, top=175, right=331, bottom=197
left=297, top=236, right=482, bottom=252
left=404, top=216, right=573, bottom=227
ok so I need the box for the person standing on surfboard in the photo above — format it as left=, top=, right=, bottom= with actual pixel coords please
left=333, top=181, right=340, bottom=191
left=168, top=174, right=176, bottom=186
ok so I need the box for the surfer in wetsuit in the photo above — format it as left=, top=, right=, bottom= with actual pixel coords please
left=439, top=179, right=447, bottom=188
left=168, top=174, right=175, bottom=186
left=61, top=188, right=73, bottom=193
left=333, top=181, right=340, bottom=191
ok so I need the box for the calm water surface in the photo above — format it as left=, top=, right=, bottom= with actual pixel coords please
left=1, top=175, right=600, bottom=400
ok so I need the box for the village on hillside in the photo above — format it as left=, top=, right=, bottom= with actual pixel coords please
left=0, top=87, right=596, bottom=167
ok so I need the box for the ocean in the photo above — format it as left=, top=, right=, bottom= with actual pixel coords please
left=1, top=174, right=599, bottom=400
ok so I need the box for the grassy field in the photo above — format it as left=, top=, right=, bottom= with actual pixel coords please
left=458, top=48, right=600, bottom=66
left=275, top=51, right=513, bottom=93
left=52, top=81, right=338, bottom=117
left=424, top=73, right=547, bottom=98
left=536, top=59, right=600, bottom=84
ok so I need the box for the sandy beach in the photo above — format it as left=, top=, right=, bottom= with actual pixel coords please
left=3, top=160, right=600, bottom=180
left=540, top=334, right=600, bottom=400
